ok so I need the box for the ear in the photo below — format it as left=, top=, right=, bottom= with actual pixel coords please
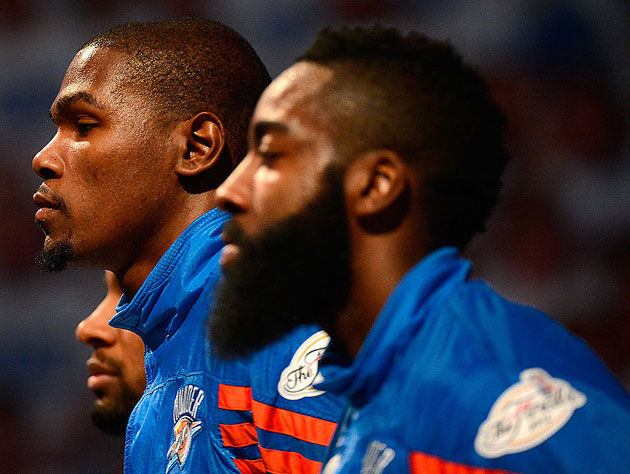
left=346, top=150, right=408, bottom=214
left=344, top=150, right=411, bottom=233
left=175, top=112, right=226, bottom=177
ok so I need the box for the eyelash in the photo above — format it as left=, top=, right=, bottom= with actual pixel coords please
left=259, top=151, right=281, bottom=164
left=76, top=122, right=97, bottom=135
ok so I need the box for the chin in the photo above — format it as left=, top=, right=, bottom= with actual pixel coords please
left=36, top=238, right=74, bottom=272
left=90, top=400, right=129, bottom=436
left=93, top=395, right=112, bottom=410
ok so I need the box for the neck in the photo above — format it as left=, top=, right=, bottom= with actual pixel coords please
left=333, top=228, right=429, bottom=359
left=116, top=191, right=218, bottom=297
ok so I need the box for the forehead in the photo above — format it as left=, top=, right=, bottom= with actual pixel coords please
left=52, top=46, right=134, bottom=113
left=61, top=46, right=126, bottom=91
left=252, top=62, right=335, bottom=137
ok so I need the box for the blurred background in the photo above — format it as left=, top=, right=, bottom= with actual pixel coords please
left=0, top=0, right=628, bottom=472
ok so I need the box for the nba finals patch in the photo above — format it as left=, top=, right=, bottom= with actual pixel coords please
left=278, top=330, right=330, bottom=400
left=166, top=385, right=205, bottom=471
left=474, top=368, right=586, bottom=458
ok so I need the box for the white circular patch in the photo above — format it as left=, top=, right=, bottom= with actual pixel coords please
left=278, top=330, right=330, bottom=400
left=474, top=368, right=586, bottom=458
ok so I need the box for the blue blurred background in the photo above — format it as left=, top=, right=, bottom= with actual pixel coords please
left=1, top=0, right=628, bottom=472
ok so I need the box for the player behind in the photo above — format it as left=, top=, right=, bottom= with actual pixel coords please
left=76, top=271, right=144, bottom=436
left=211, top=25, right=630, bottom=473
left=33, top=18, right=343, bottom=473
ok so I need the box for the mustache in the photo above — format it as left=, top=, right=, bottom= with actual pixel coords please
left=221, top=220, right=246, bottom=246
left=90, top=348, right=124, bottom=375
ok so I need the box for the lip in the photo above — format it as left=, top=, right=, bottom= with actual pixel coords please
left=220, top=243, right=240, bottom=267
left=87, top=373, right=119, bottom=392
left=34, top=207, right=58, bottom=222
left=221, top=230, right=234, bottom=246
left=87, top=358, right=116, bottom=377
left=33, top=191, right=61, bottom=222
left=33, top=191, right=60, bottom=210
left=86, top=358, right=119, bottom=392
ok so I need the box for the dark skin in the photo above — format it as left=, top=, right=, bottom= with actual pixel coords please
left=340, top=153, right=429, bottom=356
left=216, top=62, right=430, bottom=357
left=76, top=271, right=145, bottom=434
left=33, top=46, right=224, bottom=297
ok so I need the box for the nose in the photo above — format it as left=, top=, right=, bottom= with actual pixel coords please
left=32, top=134, right=65, bottom=180
left=216, top=153, right=256, bottom=214
left=76, top=291, right=119, bottom=348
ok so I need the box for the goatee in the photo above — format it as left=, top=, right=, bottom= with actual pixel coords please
left=36, top=240, right=73, bottom=272
left=34, top=184, right=72, bottom=272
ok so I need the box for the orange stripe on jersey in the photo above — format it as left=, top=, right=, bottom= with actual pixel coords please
left=260, top=447, right=323, bottom=474
left=409, top=452, right=521, bottom=474
left=233, top=457, right=265, bottom=474
left=220, top=422, right=259, bottom=448
left=252, top=399, right=337, bottom=446
left=219, top=384, right=253, bottom=411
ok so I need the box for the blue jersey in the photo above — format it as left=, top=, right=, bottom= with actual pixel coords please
left=318, top=247, right=630, bottom=474
left=111, top=209, right=345, bottom=473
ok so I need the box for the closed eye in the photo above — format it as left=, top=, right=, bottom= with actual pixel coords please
left=259, top=150, right=281, bottom=164
left=77, top=121, right=98, bottom=136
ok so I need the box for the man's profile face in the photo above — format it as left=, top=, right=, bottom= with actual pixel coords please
left=33, top=46, right=179, bottom=272
left=210, top=63, right=351, bottom=356
left=76, top=271, right=145, bottom=435
left=217, top=62, right=338, bottom=252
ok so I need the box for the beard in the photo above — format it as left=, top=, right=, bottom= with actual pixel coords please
left=36, top=239, right=73, bottom=272
left=209, top=165, right=351, bottom=358
left=34, top=184, right=73, bottom=272
left=90, top=384, right=140, bottom=436
left=89, top=351, right=142, bottom=437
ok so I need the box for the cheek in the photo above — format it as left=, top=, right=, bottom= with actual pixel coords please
left=120, top=334, right=146, bottom=388
left=252, top=167, right=317, bottom=221
left=252, top=168, right=287, bottom=216
left=67, top=142, right=121, bottom=190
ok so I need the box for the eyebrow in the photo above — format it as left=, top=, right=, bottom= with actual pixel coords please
left=49, top=91, right=105, bottom=123
left=253, top=121, right=289, bottom=144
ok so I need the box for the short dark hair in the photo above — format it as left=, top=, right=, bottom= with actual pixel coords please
left=83, top=18, right=270, bottom=166
left=299, top=25, right=509, bottom=250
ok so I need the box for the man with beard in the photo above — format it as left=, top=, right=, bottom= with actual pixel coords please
left=212, top=26, right=630, bottom=473
left=33, top=18, right=343, bottom=473
left=76, top=271, right=145, bottom=436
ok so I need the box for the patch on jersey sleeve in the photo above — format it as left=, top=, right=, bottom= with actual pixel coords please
left=278, top=330, right=330, bottom=400
left=166, top=385, right=205, bottom=472
left=362, top=440, right=395, bottom=474
left=322, top=454, right=342, bottom=474
left=474, top=368, right=586, bottom=459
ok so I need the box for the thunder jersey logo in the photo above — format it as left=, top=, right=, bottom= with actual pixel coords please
left=166, top=385, right=205, bottom=472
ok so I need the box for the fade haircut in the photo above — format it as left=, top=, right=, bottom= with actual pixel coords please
left=298, top=26, right=509, bottom=250
left=83, top=18, right=270, bottom=166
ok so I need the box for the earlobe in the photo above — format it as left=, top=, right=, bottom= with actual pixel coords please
left=175, top=112, right=226, bottom=177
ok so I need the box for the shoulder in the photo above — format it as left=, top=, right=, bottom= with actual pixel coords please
left=358, top=356, right=630, bottom=472
left=447, top=280, right=629, bottom=398
left=372, top=281, right=630, bottom=471
left=127, top=377, right=223, bottom=472
left=248, top=325, right=347, bottom=420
